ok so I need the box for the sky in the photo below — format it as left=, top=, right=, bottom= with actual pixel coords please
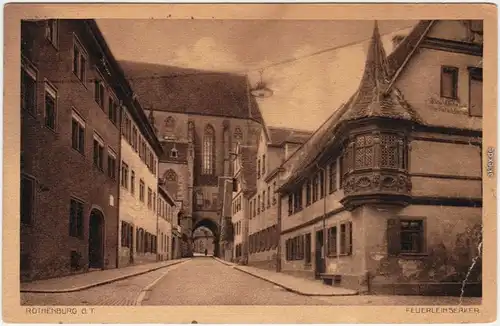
left=97, top=19, right=418, bottom=131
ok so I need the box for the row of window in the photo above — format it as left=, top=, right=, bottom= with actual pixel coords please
left=287, top=133, right=407, bottom=216
left=121, top=112, right=158, bottom=177
left=288, top=159, right=341, bottom=216
left=121, top=220, right=168, bottom=254
left=249, top=225, right=278, bottom=253
left=249, top=181, right=278, bottom=219
left=232, top=195, right=242, bottom=215
left=120, top=162, right=158, bottom=212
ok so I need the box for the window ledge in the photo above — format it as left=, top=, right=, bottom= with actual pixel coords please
left=71, top=148, right=85, bottom=157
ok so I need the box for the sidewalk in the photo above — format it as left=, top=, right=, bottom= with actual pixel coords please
left=21, top=258, right=190, bottom=293
left=212, top=257, right=358, bottom=296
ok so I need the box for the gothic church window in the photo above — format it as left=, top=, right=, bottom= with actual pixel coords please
left=233, top=127, right=243, bottom=150
left=202, top=125, right=215, bottom=175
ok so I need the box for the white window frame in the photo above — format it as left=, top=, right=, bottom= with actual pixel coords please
left=44, top=80, right=58, bottom=131
left=21, top=58, right=38, bottom=113
left=71, top=109, right=86, bottom=153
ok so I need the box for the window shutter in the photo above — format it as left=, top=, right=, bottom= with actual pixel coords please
left=387, top=218, right=401, bottom=256
left=346, top=222, right=352, bottom=255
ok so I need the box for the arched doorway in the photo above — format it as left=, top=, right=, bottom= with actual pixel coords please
left=88, top=209, right=104, bottom=269
left=192, top=218, right=220, bottom=258
left=193, top=226, right=215, bottom=256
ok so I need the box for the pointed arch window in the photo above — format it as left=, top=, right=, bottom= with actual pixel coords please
left=203, top=125, right=215, bottom=175
left=233, top=127, right=243, bottom=150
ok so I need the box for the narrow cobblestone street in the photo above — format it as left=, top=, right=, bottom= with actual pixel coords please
left=21, top=258, right=481, bottom=306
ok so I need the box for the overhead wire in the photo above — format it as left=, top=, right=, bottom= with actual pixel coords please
left=25, top=25, right=412, bottom=85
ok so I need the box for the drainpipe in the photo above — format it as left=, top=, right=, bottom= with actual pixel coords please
left=276, top=193, right=282, bottom=272
left=155, top=186, right=159, bottom=262
left=315, top=163, right=327, bottom=273
left=115, top=103, right=124, bottom=270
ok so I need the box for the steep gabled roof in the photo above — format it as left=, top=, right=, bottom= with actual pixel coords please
left=118, top=61, right=264, bottom=125
left=268, top=127, right=313, bottom=146
left=279, top=21, right=433, bottom=190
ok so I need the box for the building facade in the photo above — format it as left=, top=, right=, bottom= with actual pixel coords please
left=20, top=19, right=131, bottom=280
left=245, top=127, right=312, bottom=270
left=157, top=183, right=176, bottom=261
left=277, top=20, right=482, bottom=295
left=117, top=91, right=163, bottom=267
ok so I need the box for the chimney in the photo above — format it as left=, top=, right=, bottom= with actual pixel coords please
left=392, top=35, right=405, bottom=49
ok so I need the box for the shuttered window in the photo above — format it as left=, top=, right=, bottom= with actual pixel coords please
left=441, top=66, right=458, bottom=99
left=387, top=218, right=425, bottom=255
left=469, top=67, right=483, bottom=117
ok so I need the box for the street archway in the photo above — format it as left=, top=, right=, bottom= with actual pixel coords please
left=192, top=218, right=220, bottom=258
left=193, top=227, right=215, bottom=256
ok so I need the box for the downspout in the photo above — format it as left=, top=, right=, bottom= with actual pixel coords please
left=276, top=181, right=282, bottom=272
left=155, top=183, right=159, bottom=262
left=115, top=102, right=124, bottom=269
left=315, top=162, right=327, bottom=273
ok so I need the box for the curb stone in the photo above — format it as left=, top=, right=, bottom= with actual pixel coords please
left=21, top=259, right=190, bottom=294
left=211, top=256, right=236, bottom=267
left=233, top=266, right=359, bottom=297
left=135, top=260, right=190, bottom=305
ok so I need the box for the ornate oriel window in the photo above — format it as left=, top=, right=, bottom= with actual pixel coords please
left=344, top=132, right=406, bottom=173
left=202, top=125, right=215, bottom=175
left=340, top=130, right=410, bottom=209
left=355, top=134, right=375, bottom=169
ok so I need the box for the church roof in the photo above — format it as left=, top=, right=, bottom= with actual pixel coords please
left=279, top=20, right=434, bottom=191
left=118, top=61, right=264, bottom=124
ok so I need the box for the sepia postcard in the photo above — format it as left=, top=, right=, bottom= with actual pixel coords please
left=3, top=2, right=497, bottom=324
